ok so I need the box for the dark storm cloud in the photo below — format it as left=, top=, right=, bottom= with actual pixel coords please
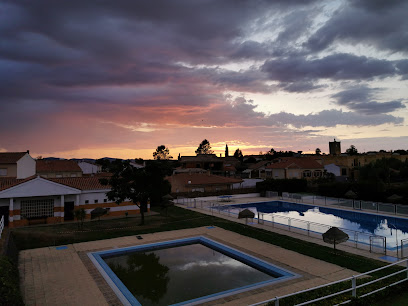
left=332, top=86, right=406, bottom=114
left=306, top=0, right=408, bottom=53
left=266, top=109, right=403, bottom=128
left=0, top=0, right=406, bottom=156
left=262, top=53, right=396, bottom=83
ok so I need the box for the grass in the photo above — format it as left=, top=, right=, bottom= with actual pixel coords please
left=10, top=205, right=408, bottom=305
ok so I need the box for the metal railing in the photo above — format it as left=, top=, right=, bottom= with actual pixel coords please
left=250, top=258, right=408, bottom=306
left=177, top=199, right=387, bottom=254
left=401, top=238, right=408, bottom=258
left=274, top=192, right=408, bottom=217
left=0, top=215, right=4, bottom=239
left=214, top=204, right=386, bottom=254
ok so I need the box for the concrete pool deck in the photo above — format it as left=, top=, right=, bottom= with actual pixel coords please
left=20, top=226, right=361, bottom=306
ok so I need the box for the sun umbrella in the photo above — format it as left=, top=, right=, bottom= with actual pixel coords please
left=322, top=227, right=349, bottom=250
left=162, top=194, right=174, bottom=201
left=238, top=209, right=255, bottom=224
left=90, top=207, right=109, bottom=220
left=344, top=190, right=357, bottom=199
left=387, top=194, right=403, bottom=203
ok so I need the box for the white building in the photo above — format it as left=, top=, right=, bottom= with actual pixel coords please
left=0, top=151, right=36, bottom=179
left=77, top=161, right=102, bottom=174
left=0, top=176, right=143, bottom=228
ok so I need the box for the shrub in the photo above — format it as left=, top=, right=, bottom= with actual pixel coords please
left=0, top=256, right=24, bottom=306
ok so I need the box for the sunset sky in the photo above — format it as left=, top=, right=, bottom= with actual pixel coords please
left=1, top=0, right=407, bottom=159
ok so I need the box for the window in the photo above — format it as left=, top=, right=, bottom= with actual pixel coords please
left=70, top=174, right=77, bottom=177
left=104, top=199, right=107, bottom=203
left=341, top=168, right=347, bottom=176
left=94, top=199, right=98, bottom=203
left=313, top=170, right=323, bottom=177
left=56, top=174, right=62, bottom=178
left=85, top=200, right=89, bottom=204
left=21, top=199, right=54, bottom=218
left=192, top=188, right=204, bottom=192
left=303, top=170, right=312, bottom=178
left=0, top=168, right=7, bottom=176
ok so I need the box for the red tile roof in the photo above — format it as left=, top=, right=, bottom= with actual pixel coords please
left=266, top=157, right=324, bottom=170
left=0, top=152, right=28, bottom=164
left=36, top=160, right=82, bottom=173
left=48, top=177, right=110, bottom=190
left=0, top=176, right=109, bottom=192
left=0, top=176, right=37, bottom=191
left=167, top=173, right=242, bottom=186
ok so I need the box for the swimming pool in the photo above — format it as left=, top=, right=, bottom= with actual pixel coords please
left=220, top=201, right=408, bottom=250
left=89, top=236, right=298, bottom=305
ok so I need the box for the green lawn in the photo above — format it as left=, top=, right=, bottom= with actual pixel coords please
left=9, top=206, right=408, bottom=305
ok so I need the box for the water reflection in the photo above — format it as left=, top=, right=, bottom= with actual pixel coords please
left=104, top=243, right=274, bottom=305
left=224, top=201, right=408, bottom=248
left=106, top=252, right=169, bottom=304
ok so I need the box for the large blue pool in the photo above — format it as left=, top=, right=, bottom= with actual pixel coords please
left=221, top=201, right=408, bottom=250
left=89, top=236, right=298, bottom=305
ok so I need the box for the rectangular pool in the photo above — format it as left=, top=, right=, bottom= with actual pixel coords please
left=89, top=236, right=297, bottom=306
left=221, top=201, right=408, bottom=250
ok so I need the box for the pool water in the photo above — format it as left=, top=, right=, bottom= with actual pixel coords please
left=91, top=237, right=296, bottom=306
left=104, top=243, right=275, bottom=306
left=222, top=201, right=408, bottom=249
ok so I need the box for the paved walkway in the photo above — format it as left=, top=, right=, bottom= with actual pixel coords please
left=20, top=226, right=361, bottom=305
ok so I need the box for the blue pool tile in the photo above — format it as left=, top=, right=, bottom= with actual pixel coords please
left=379, top=255, right=399, bottom=262
left=56, top=246, right=68, bottom=250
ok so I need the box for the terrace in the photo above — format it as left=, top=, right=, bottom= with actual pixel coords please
left=3, top=195, right=408, bottom=305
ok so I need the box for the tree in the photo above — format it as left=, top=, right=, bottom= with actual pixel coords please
left=195, top=139, right=213, bottom=155
left=233, top=148, right=243, bottom=162
left=99, top=160, right=171, bottom=225
left=225, top=144, right=229, bottom=157
left=153, top=145, right=173, bottom=160
left=74, top=208, right=86, bottom=229
left=346, top=145, right=358, bottom=156
left=315, top=148, right=321, bottom=155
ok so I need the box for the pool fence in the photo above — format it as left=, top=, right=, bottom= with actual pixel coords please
left=249, top=257, right=408, bottom=306
left=275, top=191, right=408, bottom=217
left=176, top=197, right=387, bottom=255
left=0, top=215, right=4, bottom=239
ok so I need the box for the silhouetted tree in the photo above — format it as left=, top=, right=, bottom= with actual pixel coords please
left=195, top=139, right=213, bottom=155
left=346, top=145, right=358, bottom=156
left=315, top=148, right=321, bottom=155
left=99, top=160, right=171, bottom=225
left=225, top=144, right=229, bottom=157
left=153, top=145, right=173, bottom=160
left=233, top=148, right=243, bottom=162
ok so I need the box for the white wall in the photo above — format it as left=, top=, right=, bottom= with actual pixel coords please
left=16, top=153, right=36, bottom=179
left=325, top=163, right=341, bottom=176
left=232, top=178, right=263, bottom=189
left=79, top=190, right=112, bottom=205
left=78, top=162, right=100, bottom=174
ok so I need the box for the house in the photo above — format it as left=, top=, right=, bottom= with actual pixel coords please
left=0, top=176, right=143, bottom=228
left=265, top=157, right=324, bottom=179
left=180, top=154, right=223, bottom=171
left=244, top=160, right=273, bottom=179
left=167, top=172, right=243, bottom=194
left=36, top=160, right=83, bottom=178
left=0, top=151, right=36, bottom=179
left=179, top=154, right=239, bottom=176
left=77, top=161, right=102, bottom=174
